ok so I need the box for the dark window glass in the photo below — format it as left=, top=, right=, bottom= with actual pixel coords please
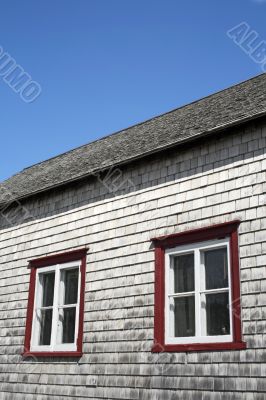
left=64, top=268, right=79, bottom=305
left=62, top=307, right=76, bottom=343
left=41, top=272, right=55, bottom=307
left=204, top=248, right=228, bottom=290
left=173, top=253, right=194, bottom=293
left=206, top=292, right=230, bottom=335
left=174, top=296, right=195, bottom=337
left=39, top=309, right=53, bottom=345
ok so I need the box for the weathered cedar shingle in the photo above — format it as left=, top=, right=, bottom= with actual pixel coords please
left=0, top=73, right=265, bottom=205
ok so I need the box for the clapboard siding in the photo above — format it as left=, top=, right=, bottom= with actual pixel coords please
left=0, top=120, right=266, bottom=399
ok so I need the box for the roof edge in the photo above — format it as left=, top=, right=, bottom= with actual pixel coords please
left=3, top=108, right=266, bottom=206
left=22, top=73, right=265, bottom=172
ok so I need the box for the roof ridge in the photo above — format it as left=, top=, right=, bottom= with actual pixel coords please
left=1, top=72, right=265, bottom=206
left=21, top=72, right=265, bottom=173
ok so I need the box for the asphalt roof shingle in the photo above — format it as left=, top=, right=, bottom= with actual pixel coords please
left=1, top=73, right=266, bottom=205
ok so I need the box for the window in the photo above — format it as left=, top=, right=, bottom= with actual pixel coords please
left=23, top=249, right=87, bottom=357
left=151, top=221, right=246, bottom=352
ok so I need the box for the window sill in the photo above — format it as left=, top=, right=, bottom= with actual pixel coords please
left=151, top=341, right=247, bottom=352
left=22, top=351, right=82, bottom=358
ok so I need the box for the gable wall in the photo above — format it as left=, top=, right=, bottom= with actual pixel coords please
left=0, top=120, right=265, bottom=399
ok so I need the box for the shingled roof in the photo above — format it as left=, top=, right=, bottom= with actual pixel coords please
left=1, top=73, right=266, bottom=205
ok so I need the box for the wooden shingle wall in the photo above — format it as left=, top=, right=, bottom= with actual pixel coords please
left=0, top=120, right=266, bottom=399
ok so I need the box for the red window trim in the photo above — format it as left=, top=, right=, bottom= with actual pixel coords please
left=151, top=220, right=246, bottom=352
left=23, top=248, right=88, bottom=358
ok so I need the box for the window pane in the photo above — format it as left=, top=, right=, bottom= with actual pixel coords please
left=206, top=292, right=230, bottom=335
left=204, top=248, right=228, bottom=290
left=64, top=268, right=79, bottom=305
left=173, top=253, right=194, bottom=293
left=174, top=296, right=195, bottom=337
left=41, top=272, right=55, bottom=307
left=39, top=309, right=53, bottom=345
left=62, top=307, right=76, bottom=343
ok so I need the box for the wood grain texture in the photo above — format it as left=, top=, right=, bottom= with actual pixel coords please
left=0, top=120, right=265, bottom=398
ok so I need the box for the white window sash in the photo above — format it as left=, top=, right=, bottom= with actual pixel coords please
left=31, top=260, right=81, bottom=352
left=165, top=238, right=233, bottom=345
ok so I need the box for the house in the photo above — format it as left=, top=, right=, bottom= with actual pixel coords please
left=0, top=73, right=266, bottom=399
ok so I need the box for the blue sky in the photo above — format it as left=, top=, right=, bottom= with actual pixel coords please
left=0, top=0, right=265, bottom=181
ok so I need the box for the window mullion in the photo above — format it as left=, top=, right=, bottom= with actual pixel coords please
left=50, top=266, right=60, bottom=350
left=200, top=249, right=207, bottom=336
left=194, top=248, right=201, bottom=338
